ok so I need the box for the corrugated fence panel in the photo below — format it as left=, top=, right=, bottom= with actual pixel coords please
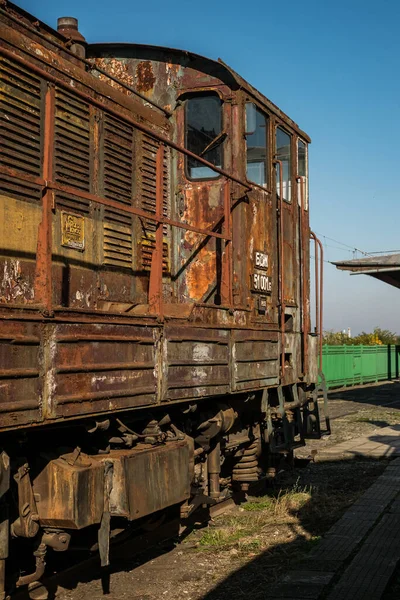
left=323, top=345, right=400, bottom=389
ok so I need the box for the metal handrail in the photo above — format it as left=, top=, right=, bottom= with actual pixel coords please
left=310, top=231, right=324, bottom=369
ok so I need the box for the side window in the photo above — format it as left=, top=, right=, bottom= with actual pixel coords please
left=297, top=139, right=308, bottom=209
left=276, top=127, right=292, bottom=202
left=245, top=102, right=268, bottom=187
left=185, top=95, right=223, bottom=180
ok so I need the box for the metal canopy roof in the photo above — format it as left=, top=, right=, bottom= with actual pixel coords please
left=333, top=254, right=400, bottom=289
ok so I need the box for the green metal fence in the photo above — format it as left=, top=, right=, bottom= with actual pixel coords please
left=322, top=345, right=400, bottom=390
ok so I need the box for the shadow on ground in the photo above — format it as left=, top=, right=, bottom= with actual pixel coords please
left=199, top=427, right=400, bottom=600
left=33, top=453, right=396, bottom=599
left=327, top=380, right=400, bottom=420
left=15, top=427, right=400, bottom=600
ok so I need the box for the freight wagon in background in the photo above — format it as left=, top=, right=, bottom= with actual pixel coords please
left=0, top=2, right=327, bottom=597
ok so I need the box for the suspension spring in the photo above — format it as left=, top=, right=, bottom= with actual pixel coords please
left=232, top=439, right=259, bottom=482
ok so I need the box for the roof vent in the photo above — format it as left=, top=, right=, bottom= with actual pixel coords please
left=57, top=17, right=86, bottom=59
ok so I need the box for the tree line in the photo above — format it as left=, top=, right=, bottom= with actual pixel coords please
left=322, top=327, right=400, bottom=346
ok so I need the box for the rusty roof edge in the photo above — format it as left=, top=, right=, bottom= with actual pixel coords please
left=4, top=3, right=310, bottom=138
left=349, top=267, right=400, bottom=275
left=216, top=58, right=311, bottom=143
left=88, top=42, right=311, bottom=143
left=334, top=253, right=400, bottom=269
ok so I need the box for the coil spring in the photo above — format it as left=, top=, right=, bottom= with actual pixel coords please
left=232, top=439, right=259, bottom=482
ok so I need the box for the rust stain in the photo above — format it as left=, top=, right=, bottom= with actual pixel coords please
left=182, top=186, right=223, bottom=302
left=136, top=61, right=156, bottom=94
left=94, top=57, right=134, bottom=95
left=0, top=260, right=34, bottom=303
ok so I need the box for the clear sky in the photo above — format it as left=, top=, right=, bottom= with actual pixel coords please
left=14, top=0, right=400, bottom=334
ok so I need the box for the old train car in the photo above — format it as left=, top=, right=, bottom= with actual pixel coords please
left=0, top=2, right=326, bottom=597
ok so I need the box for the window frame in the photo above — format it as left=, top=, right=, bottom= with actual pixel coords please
left=244, top=101, right=270, bottom=190
left=297, top=137, right=309, bottom=211
left=184, top=92, right=224, bottom=182
left=275, top=125, right=293, bottom=204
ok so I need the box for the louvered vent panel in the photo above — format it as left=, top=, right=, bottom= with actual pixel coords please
left=103, top=222, right=132, bottom=268
left=55, top=192, right=90, bottom=214
left=0, top=57, right=42, bottom=201
left=140, top=238, right=169, bottom=271
left=102, top=113, right=134, bottom=268
left=104, top=113, right=133, bottom=206
left=140, top=134, right=170, bottom=272
left=54, top=89, right=90, bottom=192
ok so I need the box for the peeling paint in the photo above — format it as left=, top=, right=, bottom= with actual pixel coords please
left=136, top=61, right=156, bottom=94
left=0, top=260, right=34, bottom=303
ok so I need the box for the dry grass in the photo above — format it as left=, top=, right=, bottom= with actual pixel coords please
left=189, top=460, right=387, bottom=572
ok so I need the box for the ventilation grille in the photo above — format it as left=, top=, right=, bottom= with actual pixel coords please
left=140, top=134, right=170, bottom=272
left=102, top=113, right=134, bottom=267
left=54, top=88, right=90, bottom=192
left=0, top=57, right=42, bottom=201
left=140, top=236, right=169, bottom=271
left=104, top=113, right=133, bottom=207
left=103, top=222, right=132, bottom=268
left=55, top=192, right=90, bottom=215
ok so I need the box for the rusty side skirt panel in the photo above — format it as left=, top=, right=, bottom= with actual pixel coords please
left=0, top=316, right=285, bottom=430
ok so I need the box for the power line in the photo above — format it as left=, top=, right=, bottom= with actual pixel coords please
left=310, top=255, right=334, bottom=265
left=314, top=231, right=372, bottom=257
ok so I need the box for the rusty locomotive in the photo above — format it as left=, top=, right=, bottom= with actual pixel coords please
left=0, top=2, right=327, bottom=597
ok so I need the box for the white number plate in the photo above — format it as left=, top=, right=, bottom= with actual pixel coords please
left=252, top=273, right=271, bottom=293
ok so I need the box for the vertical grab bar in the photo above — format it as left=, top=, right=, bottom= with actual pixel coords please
left=221, top=180, right=233, bottom=306
left=35, top=84, right=55, bottom=315
left=274, top=160, right=285, bottom=381
left=297, top=176, right=309, bottom=376
left=310, top=231, right=323, bottom=370
left=149, top=145, right=165, bottom=318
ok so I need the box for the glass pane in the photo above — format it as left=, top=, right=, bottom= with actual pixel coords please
left=276, top=127, right=291, bottom=202
left=297, top=139, right=308, bottom=209
left=246, top=103, right=267, bottom=187
left=298, top=140, right=306, bottom=177
left=186, top=95, right=222, bottom=179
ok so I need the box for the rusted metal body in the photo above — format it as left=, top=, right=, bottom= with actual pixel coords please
left=0, top=3, right=326, bottom=596
left=0, top=11, right=317, bottom=428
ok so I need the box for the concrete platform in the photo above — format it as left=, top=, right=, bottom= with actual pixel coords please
left=266, top=455, right=400, bottom=599
left=315, top=424, right=400, bottom=461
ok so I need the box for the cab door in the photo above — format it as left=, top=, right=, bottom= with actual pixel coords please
left=275, top=125, right=302, bottom=382
left=241, top=102, right=278, bottom=326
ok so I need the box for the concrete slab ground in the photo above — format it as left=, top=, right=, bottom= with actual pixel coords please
left=316, top=424, right=400, bottom=461
left=267, top=447, right=400, bottom=599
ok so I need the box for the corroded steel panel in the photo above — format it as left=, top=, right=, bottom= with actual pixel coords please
left=33, top=456, right=105, bottom=529
left=164, top=326, right=230, bottom=401
left=0, top=321, right=42, bottom=427
left=52, top=323, right=158, bottom=418
left=233, top=330, right=279, bottom=391
left=32, top=439, right=192, bottom=527
left=124, top=439, right=192, bottom=519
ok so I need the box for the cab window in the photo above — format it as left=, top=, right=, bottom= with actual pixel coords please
left=245, top=102, right=268, bottom=187
left=297, top=139, right=308, bottom=209
left=185, top=95, right=223, bottom=179
left=276, top=127, right=291, bottom=202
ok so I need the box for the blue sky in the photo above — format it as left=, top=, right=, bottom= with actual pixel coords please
left=15, top=0, right=400, bottom=334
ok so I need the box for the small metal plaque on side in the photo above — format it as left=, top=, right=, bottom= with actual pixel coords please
left=61, top=212, right=85, bottom=251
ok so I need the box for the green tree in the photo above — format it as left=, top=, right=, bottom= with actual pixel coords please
left=323, top=327, right=399, bottom=346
